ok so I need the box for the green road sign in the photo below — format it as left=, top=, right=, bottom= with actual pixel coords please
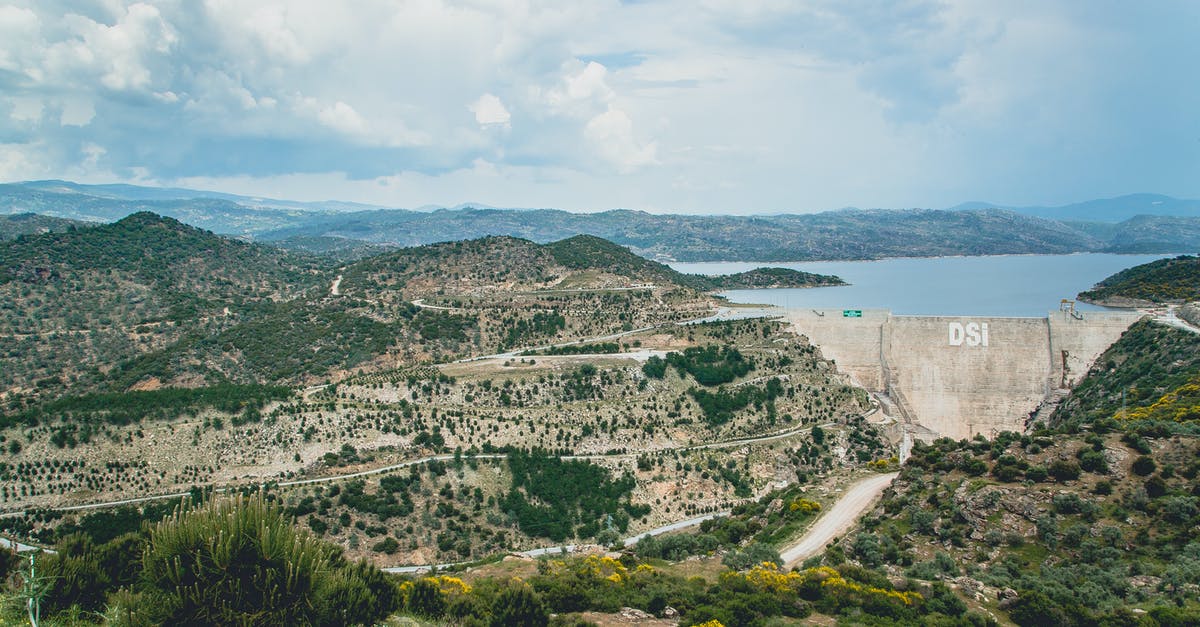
left=843, top=309, right=862, bottom=318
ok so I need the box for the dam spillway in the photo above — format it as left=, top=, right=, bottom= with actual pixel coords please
left=784, top=308, right=1143, bottom=440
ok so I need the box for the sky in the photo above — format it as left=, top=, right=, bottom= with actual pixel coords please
left=0, top=1, right=1197, bottom=214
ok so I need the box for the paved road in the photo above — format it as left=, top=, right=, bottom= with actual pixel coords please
left=0, top=536, right=51, bottom=553
left=780, top=472, right=899, bottom=568
left=453, top=305, right=780, bottom=364
left=383, top=512, right=726, bottom=574
left=1154, top=307, right=1200, bottom=335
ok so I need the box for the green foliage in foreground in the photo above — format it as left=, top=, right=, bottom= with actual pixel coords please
left=853, top=427, right=1200, bottom=626
left=24, top=495, right=399, bottom=626
left=524, top=556, right=989, bottom=627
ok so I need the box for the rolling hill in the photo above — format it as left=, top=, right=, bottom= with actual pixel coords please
left=0, top=212, right=323, bottom=403
left=6, top=180, right=1200, bottom=262
left=5, top=217, right=828, bottom=410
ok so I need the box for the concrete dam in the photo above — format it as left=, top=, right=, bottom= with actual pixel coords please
left=784, top=309, right=1143, bottom=440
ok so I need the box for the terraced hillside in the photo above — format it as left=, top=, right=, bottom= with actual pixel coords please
left=1, top=318, right=882, bottom=568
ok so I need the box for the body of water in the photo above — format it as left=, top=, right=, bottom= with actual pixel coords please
left=670, top=254, right=1173, bottom=317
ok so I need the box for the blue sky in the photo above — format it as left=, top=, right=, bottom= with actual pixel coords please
left=0, top=1, right=1197, bottom=214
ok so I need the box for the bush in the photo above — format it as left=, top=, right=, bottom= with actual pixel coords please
left=722, top=542, right=781, bottom=571
left=1077, top=449, right=1108, bottom=474
left=137, top=495, right=396, bottom=626
left=1048, top=460, right=1081, bottom=481
left=491, top=583, right=549, bottom=627
left=407, top=577, right=446, bottom=618
left=1132, top=455, right=1157, bottom=476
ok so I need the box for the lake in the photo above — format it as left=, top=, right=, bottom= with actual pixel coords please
left=669, top=254, right=1172, bottom=317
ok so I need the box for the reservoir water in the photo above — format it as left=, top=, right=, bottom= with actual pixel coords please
left=669, top=254, right=1173, bottom=317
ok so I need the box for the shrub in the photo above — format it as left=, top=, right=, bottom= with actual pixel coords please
left=138, top=494, right=395, bottom=626
left=491, top=583, right=549, bottom=627
left=1132, top=455, right=1157, bottom=477
left=1048, top=460, right=1081, bottom=481
left=407, top=577, right=446, bottom=618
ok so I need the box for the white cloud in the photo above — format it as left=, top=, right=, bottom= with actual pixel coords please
left=543, top=61, right=614, bottom=114
left=8, top=97, right=43, bottom=122
left=42, top=3, right=177, bottom=93
left=0, top=1, right=1196, bottom=212
left=0, top=5, right=40, bottom=74
left=468, top=93, right=511, bottom=128
left=585, top=106, right=658, bottom=171
left=317, top=101, right=367, bottom=136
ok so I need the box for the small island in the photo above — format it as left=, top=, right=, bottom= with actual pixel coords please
left=699, top=266, right=846, bottom=290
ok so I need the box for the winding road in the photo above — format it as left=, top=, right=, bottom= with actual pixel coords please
left=780, top=472, right=898, bottom=568
left=384, top=512, right=727, bottom=574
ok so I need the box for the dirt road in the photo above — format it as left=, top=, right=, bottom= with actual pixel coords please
left=780, top=472, right=898, bottom=568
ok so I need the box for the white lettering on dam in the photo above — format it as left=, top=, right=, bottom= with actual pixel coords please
left=948, top=322, right=989, bottom=347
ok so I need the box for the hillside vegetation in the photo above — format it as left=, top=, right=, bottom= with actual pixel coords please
left=1051, top=319, right=1200, bottom=430
left=5, top=215, right=828, bottom=408
left=825, top=317, right=1200, bottom=625
left=1078, top=255, right=1200, bottom=303
left=0, top=213, right=323, bottom=404
left=703, top=266, right=846, bottom=289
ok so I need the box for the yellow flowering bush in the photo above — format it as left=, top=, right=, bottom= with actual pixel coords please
left=1118, top=375, right=1200, bottom=422
left=789, top=498, right=822, bottom=513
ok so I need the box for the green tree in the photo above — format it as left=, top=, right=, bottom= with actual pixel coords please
left=490, top=583, right=549, bottom=627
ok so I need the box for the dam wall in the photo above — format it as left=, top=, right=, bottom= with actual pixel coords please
left=785, top=309, right=1141, bottom=440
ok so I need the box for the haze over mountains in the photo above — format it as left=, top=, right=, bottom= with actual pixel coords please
left=2, top=180, right=1199, bottom=261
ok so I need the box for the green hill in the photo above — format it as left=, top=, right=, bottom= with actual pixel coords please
left=1050, top=319, right=1200, bottom=430
left=846, top=427, right=1200, bottom=625
left=704, top=266, right=845, bottom=289
left=1079, top=255, right=1200, bottom=303
left=0, top=213, right=329, bottom=404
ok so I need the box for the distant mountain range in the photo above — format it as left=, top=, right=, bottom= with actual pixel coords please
left=949, top=193, right=1200, bottom=223
left=2, top=180, right=1198, bottom=261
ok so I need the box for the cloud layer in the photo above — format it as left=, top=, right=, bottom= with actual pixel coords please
left=1, top=1, right=1197, bottom=213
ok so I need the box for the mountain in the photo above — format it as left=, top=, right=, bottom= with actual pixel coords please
left=0, top=213, right=91, bottom=239
left=0, top=183, right=321, bottom=236
left=9, top=221, right=817, bottom=406
left=1078, top=255, right=1200, bottom=304
left=4, top=180, right=1200, bottom=261
left=341, top=233, right=842, bottom=299
left=263, top=206, right=1121, bottom=261
left=0, top=212, right=323, bottom=402
left=1014, top=193, right=1200, bottom=223
left=15, top=179, right=391, bottom=213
